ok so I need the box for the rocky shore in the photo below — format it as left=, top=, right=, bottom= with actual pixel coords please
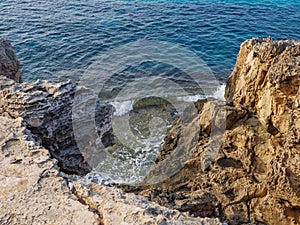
left=0, top=38, right=299, bottom=224
left=0, top=39, right=223, bottom=225
left=128, top=38, right=300, bottom=225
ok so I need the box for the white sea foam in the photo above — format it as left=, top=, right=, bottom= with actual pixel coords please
left=110, top=100, right=134, bottom=116
left=110, top=84, right=226, bottom=117
left=176, top=94, right=205, bottom=102
left=210, top=84, right=226, bottom=101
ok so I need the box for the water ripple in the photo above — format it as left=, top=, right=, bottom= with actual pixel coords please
left=0, top=0, right=299, bottom=82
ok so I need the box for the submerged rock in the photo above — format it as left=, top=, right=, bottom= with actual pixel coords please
left=1, top=37, right=299, bottom=224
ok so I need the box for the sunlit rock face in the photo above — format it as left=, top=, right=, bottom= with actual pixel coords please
left=128, top=38, right=300, bottom=225
left=0, top=39, right=224, bottom=225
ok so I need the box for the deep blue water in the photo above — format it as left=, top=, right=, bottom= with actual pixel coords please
left=1, top=0, right=299, bottom=82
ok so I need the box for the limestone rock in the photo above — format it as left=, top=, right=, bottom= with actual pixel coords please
left=73, top=182, right=225, bottom=225
left=0, top=39, right=114, bottom=174
left=128, top=38, right=300, bottom=225
left=0, top=39, right=21, bottom=82
left=0, top=75, right=114, bottom=175
left=225, top=37, right=300, bottom=134
left=0, top=116, right=100, bottom=225
left=0, top=39, right=225, bottom=225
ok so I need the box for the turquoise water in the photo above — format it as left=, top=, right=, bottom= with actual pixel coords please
left=1, top=0, right=299, bottom=183
left=1, top=0, right=299, bottom=82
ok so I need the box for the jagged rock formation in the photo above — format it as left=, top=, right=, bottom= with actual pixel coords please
left=0, top=75, right=115, bottom=175
left=0, top=116, right=224, bottom=225
left=0, top=75, right=89, bottom=175
left=0, top=38, right=114, bottom=175
left=74, top=182, right=225, bottom=225
left=128, top=38, right=300, bottom=225
left=0, top=39, right=223, bottom=225
left=0, top=116, right=100, bottom=224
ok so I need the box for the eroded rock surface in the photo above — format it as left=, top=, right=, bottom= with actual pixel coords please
left=0, top=39, right=223, bottom=225
left=74, top=182, right=225, bottom=225
left=0, top=116, right=100, bottom=224
left=0, top=74, right=114, bottom=175
left=127, top=38, right=300, bottom=225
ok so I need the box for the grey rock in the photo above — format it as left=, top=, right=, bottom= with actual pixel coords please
left=0, top=75, right=114, bottom=175
left=0, top=39, right=21, bottom=82
left=73, top=182, right=225, bottom=225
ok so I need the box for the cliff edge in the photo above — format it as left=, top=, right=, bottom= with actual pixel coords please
left=0, top=38, right=223, bottom=225
left=0, top=37, right=299, bottom=225
left=130, top=38, right=300, bottom=225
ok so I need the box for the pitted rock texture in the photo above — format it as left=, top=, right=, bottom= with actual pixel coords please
left=0, top=40, right=224, bottom=225
left=73, top=182, right=225, bottom=225
left=0, top=116, right=223, bottom=225
left=226, top=37, right=300, bottom=135
left=0, top=75, right=114, bottom=175
left=0, top=116, right=100, bottom=225
left=126, top=38, right=300, bottom=225
left=0, top=39, right=114, bottom=175
left=0, top=39, right=21, bottom=82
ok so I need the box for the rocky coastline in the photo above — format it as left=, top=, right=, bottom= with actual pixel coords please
left=0, top=38, right=299, bottom=224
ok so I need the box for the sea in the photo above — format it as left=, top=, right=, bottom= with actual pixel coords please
left=1, top=0, right=299, bottom=184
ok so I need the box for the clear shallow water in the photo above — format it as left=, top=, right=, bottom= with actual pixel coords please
left=1, top=0, right=299, bottom=82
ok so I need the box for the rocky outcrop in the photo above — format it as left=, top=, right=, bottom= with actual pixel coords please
left=0, top=116, right=100, bottom=224
left=73, top=182, right=225, bottom=225
left=127, top=38, right=300, bottom=225
left=0, top=116, right=223, bottom=225
left=1, top=37, right=299, bottom=225
left=0, top=38, right=114, bottom=175
left=0, top=74, right=114, bottom=175
left=0, top=39, right=223, bottom=225
left=0, top=39, right=21, bottom=82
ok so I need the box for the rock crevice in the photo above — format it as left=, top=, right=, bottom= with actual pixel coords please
left=1, top=38, right=300, bottom=225
left=0, top=38, right=223, bottom=225
left=129, top=38, right=300, bottom=225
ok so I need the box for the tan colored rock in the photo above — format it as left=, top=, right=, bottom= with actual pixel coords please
left=73, top=182, right=224, bottom=225
left=0, top=116, right=100, bottom=225
left=0, top=39, right=225, bottom=225
left=127, top=38, right=300, bottom=225
left=225, top=37, right=300, bottom=135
